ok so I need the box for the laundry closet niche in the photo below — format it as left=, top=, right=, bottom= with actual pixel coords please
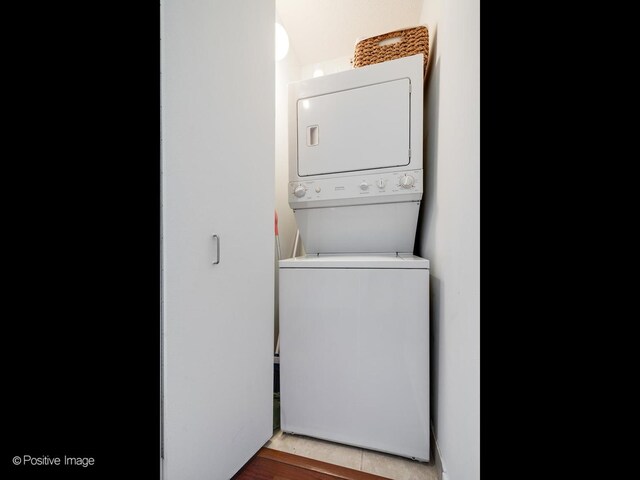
left=272, top=0, right=431, bottom=462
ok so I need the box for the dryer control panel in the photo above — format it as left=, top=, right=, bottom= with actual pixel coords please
left=288, top=169, right=423, bottom=209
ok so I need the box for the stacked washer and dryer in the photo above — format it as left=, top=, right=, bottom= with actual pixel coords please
left=279, top=54, right=430, bottom=461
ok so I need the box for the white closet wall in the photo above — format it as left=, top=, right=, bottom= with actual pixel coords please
left=417, top=0, right=480, bottom=479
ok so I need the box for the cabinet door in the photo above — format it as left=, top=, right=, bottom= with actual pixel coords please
left=161, top=1, right=274, bottom=478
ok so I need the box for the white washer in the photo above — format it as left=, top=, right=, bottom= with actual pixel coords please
left=279, top=254, right=430, bottom=461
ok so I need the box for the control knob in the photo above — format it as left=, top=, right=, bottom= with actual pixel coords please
left=400, top=175, right=415, bottom=188
left=376, top=179, right=386, bottom=189
left=294, top=184, right=307, bottom=198
left=360, top=181, right=369, bottom=191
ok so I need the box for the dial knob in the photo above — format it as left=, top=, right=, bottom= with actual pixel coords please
left=360, top=181, right=369, bottom=191
left=400, top=175, right=415, bottom=188
left=294, top=185, right=306, bottom=198
left=376, top=179, right=385, bottom=189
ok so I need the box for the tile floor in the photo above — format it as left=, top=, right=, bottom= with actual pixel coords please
left=264, top=429, right=439, bottom=480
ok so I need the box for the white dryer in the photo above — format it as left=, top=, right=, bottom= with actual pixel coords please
left=288, top=54, right=424, bottom=254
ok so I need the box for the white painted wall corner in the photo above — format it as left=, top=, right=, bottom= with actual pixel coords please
left=431, top=423, right=448, bottom=480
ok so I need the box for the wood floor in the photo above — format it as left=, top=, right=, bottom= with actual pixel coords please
left=232, top=448, right=391, bottom=480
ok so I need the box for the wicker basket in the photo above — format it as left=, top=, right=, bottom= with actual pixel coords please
left=353, top=26, right=429, bottom=78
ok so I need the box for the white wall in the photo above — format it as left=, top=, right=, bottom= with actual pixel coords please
left=274, top=27, right=301, bottom=350
left=275, top=29, right=301, bottom=261
left=417, top=0, right=479, bottom=479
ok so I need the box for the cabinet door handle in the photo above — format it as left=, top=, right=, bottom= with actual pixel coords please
left=212, top=234, right=220, bottom=264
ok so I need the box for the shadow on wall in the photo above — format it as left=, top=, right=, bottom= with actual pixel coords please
left=413, top=26, right=441, bottom=438
left=415, top=27, right=439, bottom=256
left=429, top=274, right=441, bottom=437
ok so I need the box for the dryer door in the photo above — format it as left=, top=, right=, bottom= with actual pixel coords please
left=297, top=78, right=411, bottom=177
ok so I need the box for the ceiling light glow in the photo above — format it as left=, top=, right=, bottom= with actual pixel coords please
left=275, top=23, right=289, bottom=61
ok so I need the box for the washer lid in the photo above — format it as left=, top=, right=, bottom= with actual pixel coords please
left=279, top=253, right=429, bottom=269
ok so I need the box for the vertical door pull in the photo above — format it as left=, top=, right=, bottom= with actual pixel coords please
left=307, top=125, right=319, bottom=146
left=212, top=234, right=220, bottom=264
